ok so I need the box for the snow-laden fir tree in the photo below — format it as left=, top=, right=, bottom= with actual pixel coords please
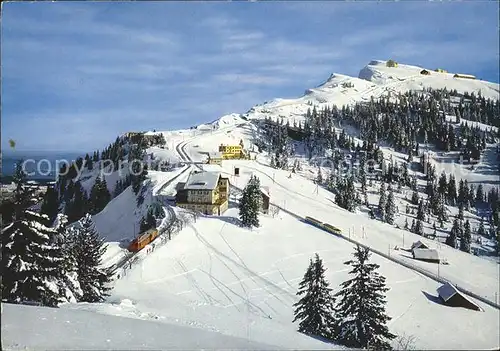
left=40, top=185, right=59, bottom=225
left=292, top=254, right=336, bottom=340
left=72, top=214, right=115, bottom=302
left=436, top=194, right=449, bottom=225
left=385, top=185, right=396, bottom=225
left=460, top=220, right=472, bottom=253
left=437, top=172, right=448, bottom=196
left=316, top=167, right=323, bottom=185
left=332, top=245, right=396, bottom=349
left=411, top=190, right=419, bottom=206
left=477, top=221, right=486, bottom=237
left=414, top=219, right=424, bottom=236
left=378, top=182, right=387, bottom=219
left=457, top=203, right=465, bottom=221
left=239, top=175, right=262, bottom=228
left=446, top=219, right=460, bottom=249
left=416, top=200, right=425, bottom=221
left=2, top=161, right=67, bottom=307
left=52, top=214, right=83, bottom=302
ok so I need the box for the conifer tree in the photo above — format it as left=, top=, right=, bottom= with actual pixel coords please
left=52, top=214, right=83, bottom=302
left=438, top=172, right=448, bottom=196
left=239, top=175, right=261, bottom=228
left=40, top=185, right=60, bottom=225
left=416, top=200, right=425, bottom=221
left=385, top=185, right=396, bottom=225
left=378, top=182, right=387, bottom=219
left=67, top=181, right=88, bottom=223
left=2, top=161, right=67, bottom=307
left=457, top=203, right=465, bottom=221
left=316, top=168, right=323, bottom=185
left=460, top=220, right=472, bottom=253
left=292, top=254, right=336, bottom=340
left=477, top=221, right=486, bottom=237
left=72, top=214, right=115, bottom=302
left=476, top=184, right=484, bottom=203
left=411, top=190, right=419, bottom=205
left=436, top=194, right=448, bottom=224
left=414, top=219, right=424, bottom=236
left=446, top=219, right=460, bottom=249
left=447, top=174, right=457, bottom=206
left=332, top=245, right=396, bottom=349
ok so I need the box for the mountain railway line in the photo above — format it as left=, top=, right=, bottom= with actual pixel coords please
left=177, top=135, right=500, bottom=311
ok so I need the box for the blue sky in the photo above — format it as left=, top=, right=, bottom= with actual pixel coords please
left=2, top=1, right=499, bottom=153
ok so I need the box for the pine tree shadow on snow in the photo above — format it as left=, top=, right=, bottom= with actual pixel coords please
left=298, top=331, right=339, bottom=347
left=216, top=215, right=243, bottom=227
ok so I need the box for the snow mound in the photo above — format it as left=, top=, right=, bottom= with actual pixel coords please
left=198, top=113, right=246, bottom=131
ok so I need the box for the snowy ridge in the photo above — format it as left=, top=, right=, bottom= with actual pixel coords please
left=238, top=59, right=499, bottom=127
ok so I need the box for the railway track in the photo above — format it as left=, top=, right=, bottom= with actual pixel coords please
left=112, top=142, right=195, bottom=272
left=177, top=133, right=500, bottom=311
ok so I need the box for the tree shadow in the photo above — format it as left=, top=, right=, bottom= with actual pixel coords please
left=216, top=215, right=243, bottom=227
left=298, top=331, right=338, bottom=346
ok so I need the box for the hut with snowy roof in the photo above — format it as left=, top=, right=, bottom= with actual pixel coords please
left=412, top=248, right=440, bottom=263
left=437, top=282, right=482, bottom=311
left=411, top=240, right=429, bottom=250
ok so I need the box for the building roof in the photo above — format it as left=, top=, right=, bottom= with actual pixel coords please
left=260, top=186, right=270, bottom=197
left=453, top=73, right=476, bottom=79
left=437, top=282, right=459, bottom=302
left=208, top=152, right=223, bottom=158
left=412, top=248, right=440, bottom=261
left=437, top=282, right=483, bottom=311
left=411, top=240, right=429, bottom=250
left=183, top=171, right=221, bottom=190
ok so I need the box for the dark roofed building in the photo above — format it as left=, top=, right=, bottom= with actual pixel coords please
left=411, top=240, right=429, bottom=250
left=437, top=282, right=483, bottom=311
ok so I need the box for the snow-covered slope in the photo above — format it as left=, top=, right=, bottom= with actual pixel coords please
left=71, top=207, right=499, bottom=350
left=2, top=303, right=280, bottom=350
left=242, top=59, right=499, bottom=126
left=20, top=59, right=496, bottom=350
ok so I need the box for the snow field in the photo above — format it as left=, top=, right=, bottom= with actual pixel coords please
left=82, top=208, right=500, bottom=350
left=1, top=303, right=280, bottom=350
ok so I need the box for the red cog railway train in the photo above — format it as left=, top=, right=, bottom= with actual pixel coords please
left=127, top=228, right=159, bottom=252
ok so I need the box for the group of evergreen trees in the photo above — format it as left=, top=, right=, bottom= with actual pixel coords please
left=293, top=246, right=395, bottom=349
left=2, top=162, right=113, bottom=307
left=139, top=203, right=164, bottom=233
left=264, top=88, right=497, bottom=164
left=239, top=175, right=262, bottom=228
left=44, top=132, right=154, bottom=226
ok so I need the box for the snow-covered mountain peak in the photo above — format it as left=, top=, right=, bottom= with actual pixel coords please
left=184, top=59, right=499, bottom=131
